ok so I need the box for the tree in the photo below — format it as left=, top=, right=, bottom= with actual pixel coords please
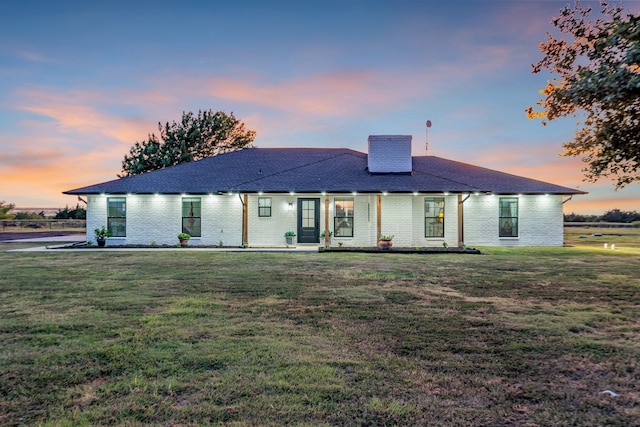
left=120, top=110, right=256, bottom=176
left=0, top=201, right=15, bottom=219
left=13, top=211, right=44, bottom=220
left=527, top=1, right=640, bottom=188
left=601, top=208, right=640, bottom=222
left=54, top=204, right=86, bottom=219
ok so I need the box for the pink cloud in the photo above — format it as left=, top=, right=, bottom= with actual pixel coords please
left=203, top=70, right=414, bottom=116
left=15, top=88, right=151, bottom=144
left=0, top=144, right=121, bottom=207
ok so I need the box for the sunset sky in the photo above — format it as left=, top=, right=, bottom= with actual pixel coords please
left=1, top=0, right=638, bottom=215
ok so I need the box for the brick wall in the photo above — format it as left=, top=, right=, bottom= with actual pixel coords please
left=463, top=194, right=564, bottom=246
left=85, top=193, right=565, bottom=247
left=247, top=194, right=300, bottom=246
left=86, top=194, right=243, bottom=246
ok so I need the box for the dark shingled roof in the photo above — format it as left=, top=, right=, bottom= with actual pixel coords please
left=64, top=148, right=585, bottom=195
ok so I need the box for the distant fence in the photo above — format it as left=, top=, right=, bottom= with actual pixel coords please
left=564, top=222, right=639, bottom=228
left=0, top=219, right=86, bottom=232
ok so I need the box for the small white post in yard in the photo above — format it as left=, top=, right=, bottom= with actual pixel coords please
left=611, top=244, right=616, bottom=250
left=604, top=243, right=608, bottom=249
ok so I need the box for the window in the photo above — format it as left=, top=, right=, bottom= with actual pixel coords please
left=107, top=197, right=126, bottom=237
left=499, top=197, right=518, bottom=237
left=258, top=197, right=272, bottom=217
left=334, top=197, right=354, bottom=237
left=425, top=198, right=445, bottom=238
left=182, top=197, right=201, bottom=237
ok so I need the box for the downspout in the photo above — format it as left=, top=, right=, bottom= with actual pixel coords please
left=562, top=195, right=573, bottom=204
left=457, top=193, right=471, bottom=247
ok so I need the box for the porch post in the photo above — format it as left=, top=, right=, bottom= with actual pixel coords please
left=376, top=194, right=382, bottom=240
left=243, top=193, right=248, bottom=246
left=457, top=194, right=464, bottom=247
left=324, top=194, right=329, bottom=246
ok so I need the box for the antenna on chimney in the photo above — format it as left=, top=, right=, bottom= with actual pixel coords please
left=425, top=120, right=432, bottom=155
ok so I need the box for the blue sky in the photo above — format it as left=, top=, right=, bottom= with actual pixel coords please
left=1, top=0, right=638, bottom=214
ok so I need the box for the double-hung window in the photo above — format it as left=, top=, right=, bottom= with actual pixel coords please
left=107, top=197, right=126, bottom=237
left=499, top=197, right=518, bottom=237
left=425, top=198, right=445, bottom=238
left=258, top=197, right=272, bottom=217
left=182, top=197, right=201, bottom=237
left=334, top=197, right=354, bottom=237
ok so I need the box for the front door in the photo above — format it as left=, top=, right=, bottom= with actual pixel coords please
left=297, top=198, right=320, bottom=243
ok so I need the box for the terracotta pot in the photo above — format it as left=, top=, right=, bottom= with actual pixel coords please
left=179, top=238, right=189, bottom=247
left=378, top=240, right=393, bottom=250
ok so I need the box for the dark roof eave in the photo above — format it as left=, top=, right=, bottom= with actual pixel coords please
left=64, top=189, right=587, bottom=195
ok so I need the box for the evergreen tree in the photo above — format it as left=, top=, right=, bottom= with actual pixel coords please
left=120, top=110, right=255, bottom=176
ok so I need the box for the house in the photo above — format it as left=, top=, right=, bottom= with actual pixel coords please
left=64, top=135, right=585, bottom=247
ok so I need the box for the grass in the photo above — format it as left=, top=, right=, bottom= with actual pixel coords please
left=0, top=228, right=638, bottom=426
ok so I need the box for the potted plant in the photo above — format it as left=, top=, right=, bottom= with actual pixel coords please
left=377, top=234, right=394, bottom=250
left=94, top=226, right=111, bottom=247
left=178, top=232, right=191, bottom=247
left=284, top=231, right=296, bottom=245
left=320, top=230, right=333, bottom=245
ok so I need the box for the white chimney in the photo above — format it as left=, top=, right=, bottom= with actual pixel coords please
left=367, top=135, right=412, bottom=173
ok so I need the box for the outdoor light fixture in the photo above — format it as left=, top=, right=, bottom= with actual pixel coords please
left=288, top=203, right=293, bottom=211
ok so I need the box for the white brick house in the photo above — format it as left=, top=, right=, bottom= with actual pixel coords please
left=66, top=135, right=584, bottom=247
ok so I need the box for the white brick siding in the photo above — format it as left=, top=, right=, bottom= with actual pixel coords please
left=84, top=192, right=565, bottom=247
left=380, top=195, right=413, bottom=246
left=462, top=194, right=564, bottom=246
left=247, top=194, right=300, bottom=246
left=246, top=194, right=377, bottom=246
left=85, top=194, right=243, bottom=246
left=410, top=194, right=459, bottom=247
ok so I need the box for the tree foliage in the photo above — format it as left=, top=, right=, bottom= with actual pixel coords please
left=120, top=110, right=256, bottom=176
left=565, top=208, right=640, bottom=222
left=13, top=211, right=45, bottom=220
left=0, top=201, right=15, bottom=219
left=527, top=1, right=640, bottom=188
left=54, top=204, right=86, bottom=219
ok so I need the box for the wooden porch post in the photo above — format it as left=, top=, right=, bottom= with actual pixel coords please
left=243, top=193, right=248, bottom=246
left=457, top=194, right=464, bottom=247
left=376, top=194, right=382, bottom=240
left=324, top=194, right=329, bottom=246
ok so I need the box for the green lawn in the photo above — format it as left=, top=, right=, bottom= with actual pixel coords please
left=1, top=229, right=639, bottom=426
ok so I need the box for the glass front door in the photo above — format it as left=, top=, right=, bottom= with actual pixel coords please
left=297, top=198, right=320, bottom=243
